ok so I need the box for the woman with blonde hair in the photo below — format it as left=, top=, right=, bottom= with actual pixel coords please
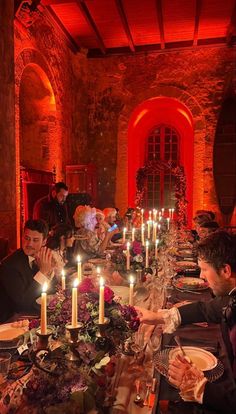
left=73, top=205, right=118, bottom=256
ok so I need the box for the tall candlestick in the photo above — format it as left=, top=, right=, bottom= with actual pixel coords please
left=161, top=208, right=164, bottom=216
left=167, top=217, right=170, bottom=230
left=141, top=209, right=144, bottom=226
left=147, top=220, right=151, bottom=239
left=145, top=240, right=149, bottom=268
left=141, top=224, right=145, bottom=245
left=99, top=277, right=105, bottom=324
left=155, top=239, right=159, bottom=259
left=129, top=275, right=134, bottom=306
left=123, top=227, right=127, bottom=243
left=152, top=221, right=157, bottom=242
left=171, top=208, right=175, bottom=219
left=61, top=269, right=66, bottom=290
left=153, top=209, right=157, bottom=222
left=126, top=242, right=130, bottom=270
left=77, top=255, right=82, bottom=283
left=40, top=283, right=48, bottom=335
left=72, top=279, right=78, bottom=328
left=131, top=227, right=135, bottom=242
left=149, top=210, right=152, bottom=221
left=169, top=208, right=171, bottom=218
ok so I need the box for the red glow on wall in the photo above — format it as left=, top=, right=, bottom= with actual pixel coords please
left=128, top=97, right=194, bottom=225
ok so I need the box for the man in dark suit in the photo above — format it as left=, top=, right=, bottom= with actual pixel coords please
left=0, top=219, right=54, bottom=323
left=33, top=182, right=71, bottom=230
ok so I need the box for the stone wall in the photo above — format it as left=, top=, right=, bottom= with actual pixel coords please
left=87, top=47, right=236, bottom=224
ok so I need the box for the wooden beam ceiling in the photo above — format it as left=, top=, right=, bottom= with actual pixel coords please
left=115, top=0, right=135, bottom=52
left=193, top=0, right=202, bottom=46
left=156, top=0, right=165, bottom=50
left=75, top=0, right=106, bottom=55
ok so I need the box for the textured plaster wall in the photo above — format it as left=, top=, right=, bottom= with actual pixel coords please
left=87, top=47, right=236, bottom=223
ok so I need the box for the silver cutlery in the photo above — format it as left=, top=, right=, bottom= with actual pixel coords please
left=134, top=379, right=143, bottom=405
left=174, top=335, right=186, bottom=356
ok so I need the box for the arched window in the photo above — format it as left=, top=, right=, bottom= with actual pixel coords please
left=145, top=124, right=180, bottom=209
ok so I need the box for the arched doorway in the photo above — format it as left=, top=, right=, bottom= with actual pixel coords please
left=19, top=64, right=60, bottom=226
left=128, top=97, right=194, bottom=224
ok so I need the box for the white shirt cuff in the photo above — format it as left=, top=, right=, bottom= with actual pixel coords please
left=34, top=271, right=49, bottom=286
left=158, top=308, right=181, bottom=333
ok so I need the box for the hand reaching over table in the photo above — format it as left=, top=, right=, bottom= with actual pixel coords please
left=135, top=306, right=164, bottom=325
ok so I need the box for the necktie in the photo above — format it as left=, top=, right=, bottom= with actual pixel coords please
left=31, top=259, right=39, bottom=275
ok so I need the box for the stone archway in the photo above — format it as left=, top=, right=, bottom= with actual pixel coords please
left=115, top=86, right=206, bottom=224
left=15, top=48, right=62, bottom=245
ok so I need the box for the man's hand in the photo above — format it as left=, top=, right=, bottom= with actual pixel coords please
left=135, top=306, right=163, bottom=325
left=36, top=247, right=54, bottom=278
left=168, top=354, right=191, bottom=387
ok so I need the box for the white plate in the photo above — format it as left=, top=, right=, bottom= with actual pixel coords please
left=88, top=258, right=107, bottom=265
left=176, top=261, right=198, bottom=268
left=111, top=286, right=130, bottom=303
left=0, top=324, right=26, bottom=341
left=169, top=346, right=217, bottom=371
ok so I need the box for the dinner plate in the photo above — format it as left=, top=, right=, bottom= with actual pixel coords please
left=176, top=261, right=197, bottom=268
left=88, top=258, right=107, bottom=265
left=169, top=346, right=217, bottom=371
left=173, top=277, right=208, bottom=291
left=0, top=324, right=26, bottom=341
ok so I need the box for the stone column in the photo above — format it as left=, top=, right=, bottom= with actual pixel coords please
left=0, top=0, right=16, bottom=247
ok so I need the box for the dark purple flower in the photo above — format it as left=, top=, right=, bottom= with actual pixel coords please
left=29, top=318, right=40, bottom=329
left=132, top=240, right=143, bottom=255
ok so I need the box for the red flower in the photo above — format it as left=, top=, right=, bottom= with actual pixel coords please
left=78, top=277, right=95, bottom=293
left=104, top=286, right=114, bottom=303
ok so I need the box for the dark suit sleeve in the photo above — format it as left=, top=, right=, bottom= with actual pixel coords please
left=203, top=381, right=236, bottom=413
left=0, top=261, right=41, bottom=313
left=178, top=296, right=230, bottom=325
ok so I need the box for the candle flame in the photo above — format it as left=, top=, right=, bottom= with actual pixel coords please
left=77, top=255, right=81, bottom=263
left=61, top=269, right=65, bottom=277
left=97, top=266, right=101, bottom=274
left=99, top=276, right=105, bottom=287
left=130, top=275, right=134, bottom=284
left=123, top=227, right=127, bottom=232
left=155, top=239, right=159, bottom=246
left=42, top=282, right=48, bottom=293
left=146, top=240, right=149, bottom=247
left=73, top=279, right=79, bottom=288
left=127, top=241, right=130, bottom=249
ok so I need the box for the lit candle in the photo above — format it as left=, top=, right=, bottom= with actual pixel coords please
left=99, top=277, right=105, bottom=324
left=123, top=227, right=127, bottom=243
left=161, top=208, right=164, bottom=216
left=153, top=209, right=157, bottom=222
left=145, top=240, right=149, bottom=268
left=126, top=241, right=130, bottom=270
left=141, top=224, right=145, bottom=245
left=77, top=255, right=82, bottom=283
left=147, top=220, right=151, bottom=239
left=141, top=209, right=144, bottom=225
left=158, top=223, right=161, bottom=232
left=155, top=238, right=159, bottom=259
left=131, top=227, right=135, bottom=242
left=159, top=211, right=162, bottom=220
left=167, top=217, right=170, bottom=230
left=71, top=279, right=78, bottom=328
left=152, top=221, right=157, bottom=242
left=129, top=275, right=134, bottom=306
left=61, top=269, right=66, bottom=290
left=169, top=208, right=171, bottom=218
left=149, top=210, right=152, bottom=221
left=171, top=208, right=175, bottom=219
left=40, top=283, right=48, bottom=335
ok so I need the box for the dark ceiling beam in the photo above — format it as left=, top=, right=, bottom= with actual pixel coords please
left=115, top=0, right=135, bottom=52
left=41, top=0, right=73, bottom=4
left=88, top=37, right=229, bottom=58
left=156, top=0, right=165, bottom=49
left=226, top=0, right=236, bottom=45
left=45, top=5, right=80, bottom=53
left=75, top=0, right=106, bottom=55
left=193, top=0, right=202, bottom=46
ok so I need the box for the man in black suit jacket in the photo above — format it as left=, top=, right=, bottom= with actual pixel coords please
left=136, top=231, right=236, bottom=413
left=0, top=219, right=54, bottom=323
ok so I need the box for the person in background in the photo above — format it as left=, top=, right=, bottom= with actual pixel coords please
left=46, top=223, right=75, bottom=274
left=103, top=207, right=122, bottom=242
left=33, top=182, right=70, bottom=229
left=197, top=220, right=219, bottom=240
left=73, top=205, right=118, bottom=256
left=95, top=209, right=109, bottom=241
left=0, top=219, right=55, bottom=323
left=135, top=231, right=236, bottom=413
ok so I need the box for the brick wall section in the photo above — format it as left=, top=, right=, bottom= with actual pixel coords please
left=87, top=47, right=236, bottom=224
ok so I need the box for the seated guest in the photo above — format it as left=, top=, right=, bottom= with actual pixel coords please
left=46, top=223, right=75, bottom=273
left=103, top=207, right=122, bottom=242
left=136, top=231, right=236, bottom=412
left=197, top=220, right=219, bottom=240
left=95, top=209, right=109, bottom=241
left=33, top=182, right=70, bottom=229
left=73, top=205, right=118, bottom=256
left=0, top=219, right=55, bottom=323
